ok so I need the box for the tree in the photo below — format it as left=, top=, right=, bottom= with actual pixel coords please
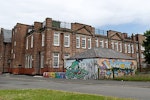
left=143, top=30, right=150, bottom=64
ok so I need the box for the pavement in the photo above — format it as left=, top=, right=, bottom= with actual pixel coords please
left=0, top=73, right=150, bottom=100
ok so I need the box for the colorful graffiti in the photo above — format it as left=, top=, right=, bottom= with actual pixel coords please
left=98, top=59, right=137, bottom=78
left=65, top=59, right=99, bottom=79
left=43, top=72, right=66, bottom=79
left=66, top=60, right=89, bottom=79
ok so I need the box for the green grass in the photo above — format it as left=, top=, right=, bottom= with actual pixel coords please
left=114, top=74, right=150, bottom=81
left=0, top=89, right=133, bottom=100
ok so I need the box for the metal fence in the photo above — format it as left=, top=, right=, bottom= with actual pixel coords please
left=95, top=29, right=107, bottom=36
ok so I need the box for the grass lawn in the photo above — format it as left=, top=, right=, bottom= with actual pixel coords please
left=0, top=89, right=133, bottom=100
left=114, top=74, right=150, bottom=81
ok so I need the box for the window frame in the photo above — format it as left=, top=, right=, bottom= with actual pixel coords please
left=76, top=36, right=80, bottom=48
left=53, top=32, right=60, bottom=46
left=81, top=37, right=86, bottom=49
left=64, top=34, right=70, bottom=47
left=53, top=53, right=59, bottom=68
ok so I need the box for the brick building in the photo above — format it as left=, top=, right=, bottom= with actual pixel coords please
left=0, top=28, right=12, bottom=73
left=9, top=18, right=146, bottom=75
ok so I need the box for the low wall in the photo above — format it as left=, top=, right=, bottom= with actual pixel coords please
left=43, top=72, right=66, bottom=79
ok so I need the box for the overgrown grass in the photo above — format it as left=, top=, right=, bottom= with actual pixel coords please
left=114, top=74, right=150, bottom=81
left=0, top=89, right=133, bottom=100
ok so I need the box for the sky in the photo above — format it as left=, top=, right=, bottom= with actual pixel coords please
left=0, top=0, right=150, bottom=34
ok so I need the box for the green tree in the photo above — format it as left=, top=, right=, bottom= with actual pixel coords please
left=143, top=30, right=150, bottom=64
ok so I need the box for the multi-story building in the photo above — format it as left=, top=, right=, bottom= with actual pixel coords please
left=0, top=28, right=12, bottom=73
left=7, top=18, right=146, bottom=75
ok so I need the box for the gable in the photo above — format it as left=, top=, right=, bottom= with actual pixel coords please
left=110, top=33, right=122, bottom=40
left=74, top=25, right=94, bottom=36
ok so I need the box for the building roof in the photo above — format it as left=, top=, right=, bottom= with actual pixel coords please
left=69, top=48, right=135, bottom=60
left=2, top=29, right=12, bottom=43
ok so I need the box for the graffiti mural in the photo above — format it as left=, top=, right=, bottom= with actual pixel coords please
left=98, top=59, right=137, bottom=78
left=65, top=59, right=98, bottom=79
left=43, top=72, right=66, bottom=79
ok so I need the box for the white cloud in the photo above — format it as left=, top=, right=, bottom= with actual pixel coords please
left=0, top=0, right=150, bottom=30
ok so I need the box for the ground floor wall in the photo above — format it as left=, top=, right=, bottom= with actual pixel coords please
left=64, top=58, right=137, bottom=79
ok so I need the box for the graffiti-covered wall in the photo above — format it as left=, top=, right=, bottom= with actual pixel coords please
left=43, top=72, right=66, bottom=79
left=65, top=58, right=137, bottom=79
left=98, top=59, right=137, bottom=79
left=65, top=59, right=98, bottom=79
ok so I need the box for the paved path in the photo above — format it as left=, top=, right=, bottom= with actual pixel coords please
left=0, top=74, right=150, bottom=100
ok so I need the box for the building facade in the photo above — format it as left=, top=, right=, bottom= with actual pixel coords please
left=0, top=28, right=12, bottom=73
left=7, top=18, right=146, bottom=75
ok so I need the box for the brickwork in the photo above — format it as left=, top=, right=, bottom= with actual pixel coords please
left=1, top=17, right=146, bottom=75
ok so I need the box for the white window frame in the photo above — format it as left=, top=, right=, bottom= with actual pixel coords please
left=100, top=40, right=104, bottom=48
left=14, top=41, right=16, bottom=46
left=105, top=41, right=108, bottom=48
left=40, top=52, right=44, bottom=68
left=131, top=44, right=134, bottom=53
left=124, top=43, right=127, bottom=53
left=136, top=44, right=138, bottom=51
left=141, top=53, right=145, bottom=58
left=64, top=34, right=70, bottom=47
left=13, top=53, right=15, bottom=59
left=128, top=44, right=131, bottom=53
left=29, top=55, right=32, bottom=68
left=95, top=39, right=98, bottom=47
left=81, top=37, right=86, bottom=49
left=26, top=37, right=28, bottom=50
left=111, top=42, right=114, bottom=49
left=53, top=53, right=59, bottom=68
left=42, top=33, right=45, bottom=47
left=88, top=38, right=91, bottom=49
left=76, top=36, right=80, bottom=48
left=141, top=46, right=145, bottom=50
left=54, top=32, right=60, bottom=46
left=119, top=43, right=122, bottom=52
left=31, top=35, right=33, bottom=48
left=11, top=49, right=13, bottom=54
left=115, top=42, right=118, bottom=51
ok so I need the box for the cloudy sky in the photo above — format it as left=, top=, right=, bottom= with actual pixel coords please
left=1, top=0, right=150, bottom=34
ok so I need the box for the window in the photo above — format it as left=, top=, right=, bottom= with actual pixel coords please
left=13, top=54, right=15, bottom=59
left=81, top=37, right=86, bottom=49
left=53, top=53, right=59, bottom=68
left=54, top=32, right=60, bottom=46
left=95, top=39, right=98, bottom=47
left=25, top=55, right=33, bottom=68
left=42, top=33, right=45, bottom=47
left=40, top=52, right=44, bottom=68
left=29, top=55, right=32, bottom=68
left=111, top=42, right=114, bottom=49
left=141, top=46, right=145, bottom=50
left=76, top=36, right=80, bottom=48
left=105, top=41, right=108, bottom=48
left=124, top=43, right=127, bottom=53
left=131, top=44, right=134, bottom=53
left=26, top=38, right=28, bottom=50
left=128, top=44, right=131, bottom=53
left=141, top=53, right=145, bottom=58
left=11, top=49, right=13, bottom=54
left=100, top=40, right=104, bottom=48
left=88, top=38, right=91, bottom=49
left=115, top=42, right=118, bottom=51
left=136, top=44, right=138, bottom=51
left=119, top=43, right=122, bottom=52
left=136, top=53, right=139, bottom=59
left=14, top=41, right=16, bottom=46
left=64, top=34, right=70, bottom=47
left=31, top=35, right=33, bottom=48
